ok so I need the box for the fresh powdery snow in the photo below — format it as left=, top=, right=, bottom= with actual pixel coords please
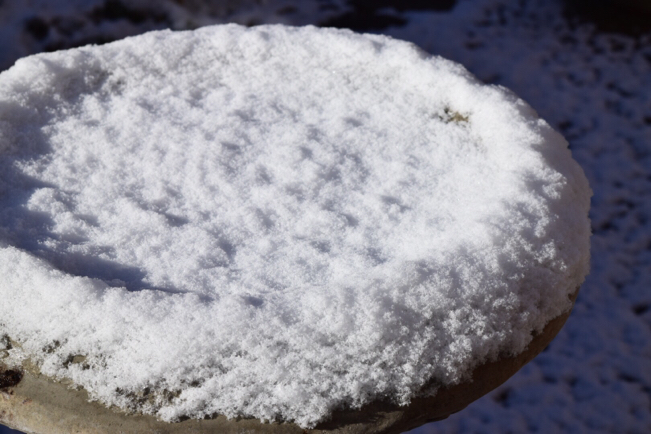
left=0, top=24, right=591, bottom=427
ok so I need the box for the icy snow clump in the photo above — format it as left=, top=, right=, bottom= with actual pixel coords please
left=0, top=24, right=591, bottom=428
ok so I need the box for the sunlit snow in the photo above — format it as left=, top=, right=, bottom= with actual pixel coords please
left=0, top=24, right=590, bottom=427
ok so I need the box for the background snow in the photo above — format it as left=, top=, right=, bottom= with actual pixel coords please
left=0, top=0, right=649, bottom=432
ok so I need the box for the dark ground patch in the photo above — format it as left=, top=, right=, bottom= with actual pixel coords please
left=563, top=0, right=651, bottom=37
left=320, top=0, right=457, bottom=31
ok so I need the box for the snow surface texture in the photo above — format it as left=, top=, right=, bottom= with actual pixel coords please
left=0, top=22, right=592, bottom=430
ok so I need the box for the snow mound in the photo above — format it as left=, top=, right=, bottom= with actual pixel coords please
left=0, top=24, right=591, bottom=428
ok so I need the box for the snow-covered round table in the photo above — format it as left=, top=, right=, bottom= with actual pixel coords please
left=0, top=24, right=590, bottom=433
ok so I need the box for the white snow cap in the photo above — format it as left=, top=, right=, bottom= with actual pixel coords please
left=0, top=24, right=591, bottom=427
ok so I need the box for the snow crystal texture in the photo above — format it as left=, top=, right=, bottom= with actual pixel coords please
left=0, top=24, right=590, bottom=427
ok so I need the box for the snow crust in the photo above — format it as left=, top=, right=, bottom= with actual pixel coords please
left=0, top=24, right=590, bottom=427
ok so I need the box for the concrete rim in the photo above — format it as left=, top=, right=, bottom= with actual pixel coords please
left=0, top=289, right=579, bottom=434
